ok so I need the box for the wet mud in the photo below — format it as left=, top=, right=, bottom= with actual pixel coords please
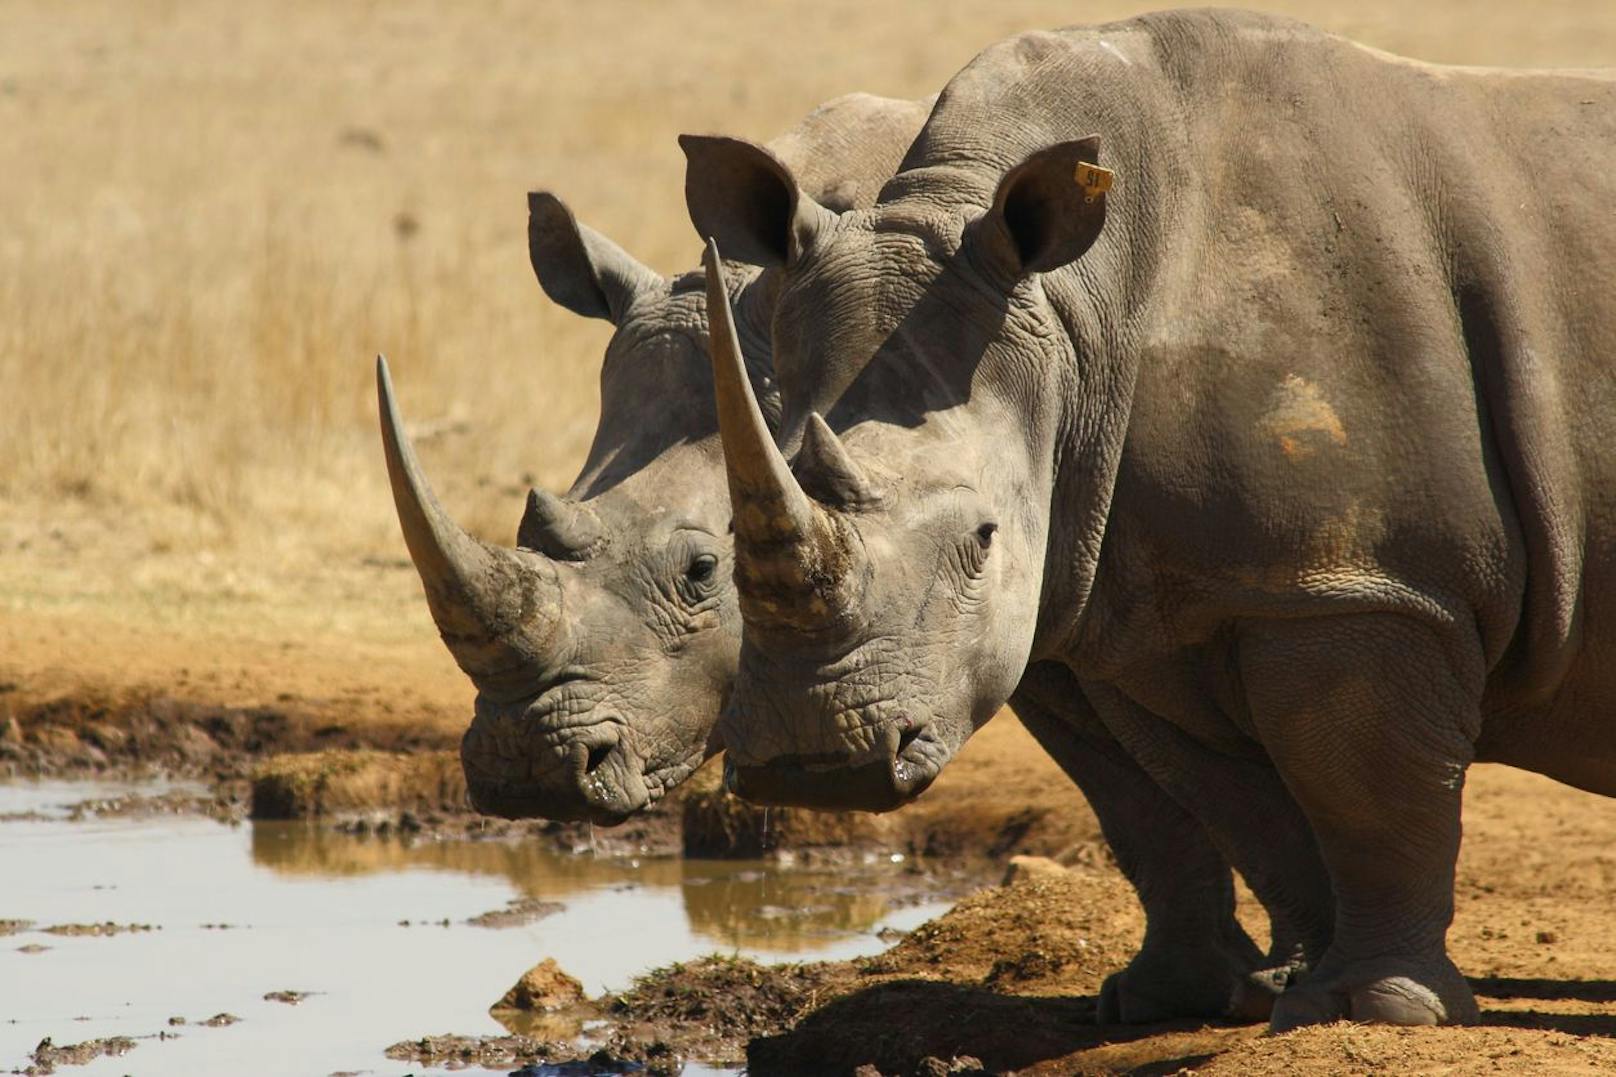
left=23, top=1036, right=138, bottom=1076
left=469, top=897, right=567, bottom=930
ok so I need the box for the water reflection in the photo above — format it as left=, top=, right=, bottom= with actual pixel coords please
left=251, top=822, right=897, bottom=953
left=1, top=786, right=950, bottom=1077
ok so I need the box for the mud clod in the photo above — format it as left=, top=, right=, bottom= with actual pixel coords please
left=42, top=922, right=156, bottom=937
left=199, top=1013, right=242, bottom=1027
left=468, top=896, right=565, bottom=929
left=26, top=1035, right=137, bottom=1074
left=384, top=1033, right=558, bottom=1068
left=608, top=955, right=850, bottom=1065
left=492, top=958, right=586, bottom=1014
left=263, top=990, right=311, bottom=1005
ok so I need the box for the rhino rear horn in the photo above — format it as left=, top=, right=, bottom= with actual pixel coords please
left=518, top=487, right=605, bottom=559
left=795, top=413, right=881, bottom=510
left=702, top=242, right=860, bottom=630
left=376, top=356, right=562, bottom=693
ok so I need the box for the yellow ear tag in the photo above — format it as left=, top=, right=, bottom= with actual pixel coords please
left=1074, top=161, right=1114, bottom=204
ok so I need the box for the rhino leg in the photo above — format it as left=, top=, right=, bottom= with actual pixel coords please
left=1014, top=665, right=1279, bottom=1024
left=1075, top=679, right=1338, bottom=1018
left=1241, top=614, right=1481, bottom=1031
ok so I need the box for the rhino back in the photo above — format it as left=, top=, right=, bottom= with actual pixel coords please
left=770, top=92, right=934, bottom=211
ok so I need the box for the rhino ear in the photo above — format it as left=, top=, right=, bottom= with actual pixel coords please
left=975, top=136, right=1110, bottom=277
left=528, top=192, right=662, bottom=323
left=679, top=135, right=833, bottom=268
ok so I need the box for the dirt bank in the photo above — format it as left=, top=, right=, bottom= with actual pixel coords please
left=564, top=787, right=1616, bottom=1075
left=2, top=600, right=1102, bottom=862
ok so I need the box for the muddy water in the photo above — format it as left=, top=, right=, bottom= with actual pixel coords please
left=0, top=780, right=951, bottom=1075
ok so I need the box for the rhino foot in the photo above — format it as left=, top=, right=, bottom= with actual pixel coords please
left=1270, top=954, right=1478, bottom=1032
left=1097, top=943, right=1289, bottom=1025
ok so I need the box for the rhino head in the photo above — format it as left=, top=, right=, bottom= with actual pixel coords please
left=683, top=134, right=1112, bottom=812
left=381, top=193, right=777, bottom=825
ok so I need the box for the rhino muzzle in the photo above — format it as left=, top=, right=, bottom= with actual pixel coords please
left=460, top=708, right=649, bottom=825
left=721, top=716, right=943, bottom=812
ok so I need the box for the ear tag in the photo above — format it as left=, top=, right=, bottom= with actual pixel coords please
left=1074, top=161, right=1114, bottom=204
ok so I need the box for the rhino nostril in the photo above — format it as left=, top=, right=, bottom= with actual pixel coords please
left=585, top=742, right=614, bottom=774
left=896, top=723, right=923, bottom=756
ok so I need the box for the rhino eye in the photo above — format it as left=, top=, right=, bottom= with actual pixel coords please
left=686, top=553, right=719, bottom=585
left=974, top=522, right=998, bottom=549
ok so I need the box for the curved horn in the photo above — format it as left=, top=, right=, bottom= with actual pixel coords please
left=702, top=242, right=858, bottom=630
left=376, top=356, right=562, bottom=691
left=795, top=412, right=881, bottom=510
left=518, top=487, right=605, bottom=559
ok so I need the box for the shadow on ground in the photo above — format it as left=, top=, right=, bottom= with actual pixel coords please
left=744, top=975, right=1616, bottom=1075
left=746, top=980, right=1241, bottom=1075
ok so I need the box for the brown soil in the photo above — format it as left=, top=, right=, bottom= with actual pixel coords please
left=249, top=749, right=469, bottom=820
left=0, top=624, right=459, bottom=788
left=578, top=823, right=1616, bottom=1075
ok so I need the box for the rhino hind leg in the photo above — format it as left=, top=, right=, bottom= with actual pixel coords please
left=1075, top=680, right=1338, bottom=1012
left=1012, top=668, right=1282, bottom=1024
left=1241, top=613, right=1482, bottom=1031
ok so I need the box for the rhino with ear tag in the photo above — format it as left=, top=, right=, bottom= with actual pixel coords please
left=685, top=8, right=1616, bottom=1035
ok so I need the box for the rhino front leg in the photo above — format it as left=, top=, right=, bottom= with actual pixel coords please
left=1241, top=613, right=1481, bottom=1031
left=1014, top=665, right=1275, bottom=1024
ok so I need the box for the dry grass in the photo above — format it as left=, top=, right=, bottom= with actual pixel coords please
left=2, top=0, right=1613, bottom=600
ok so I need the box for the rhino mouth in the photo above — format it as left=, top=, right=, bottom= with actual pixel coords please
left=722, top=720, right=946, bottom=812
left=461, top=716, right=650, bottom=826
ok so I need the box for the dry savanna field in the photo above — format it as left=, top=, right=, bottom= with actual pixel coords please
left=5, top=2, right=1616, bottom=1074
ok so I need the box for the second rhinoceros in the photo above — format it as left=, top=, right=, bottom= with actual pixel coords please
left=377, top=93, right=932, bottom=824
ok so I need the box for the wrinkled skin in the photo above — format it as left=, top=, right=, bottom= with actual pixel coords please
left=381, top=93, right=932, bottom=824
left=687, top=11, right=1616, bottom=1030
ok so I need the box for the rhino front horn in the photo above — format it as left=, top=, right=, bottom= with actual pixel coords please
left=701, top=242, right=861, bottom=630
left=376, top=356, right=562, bottom=694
